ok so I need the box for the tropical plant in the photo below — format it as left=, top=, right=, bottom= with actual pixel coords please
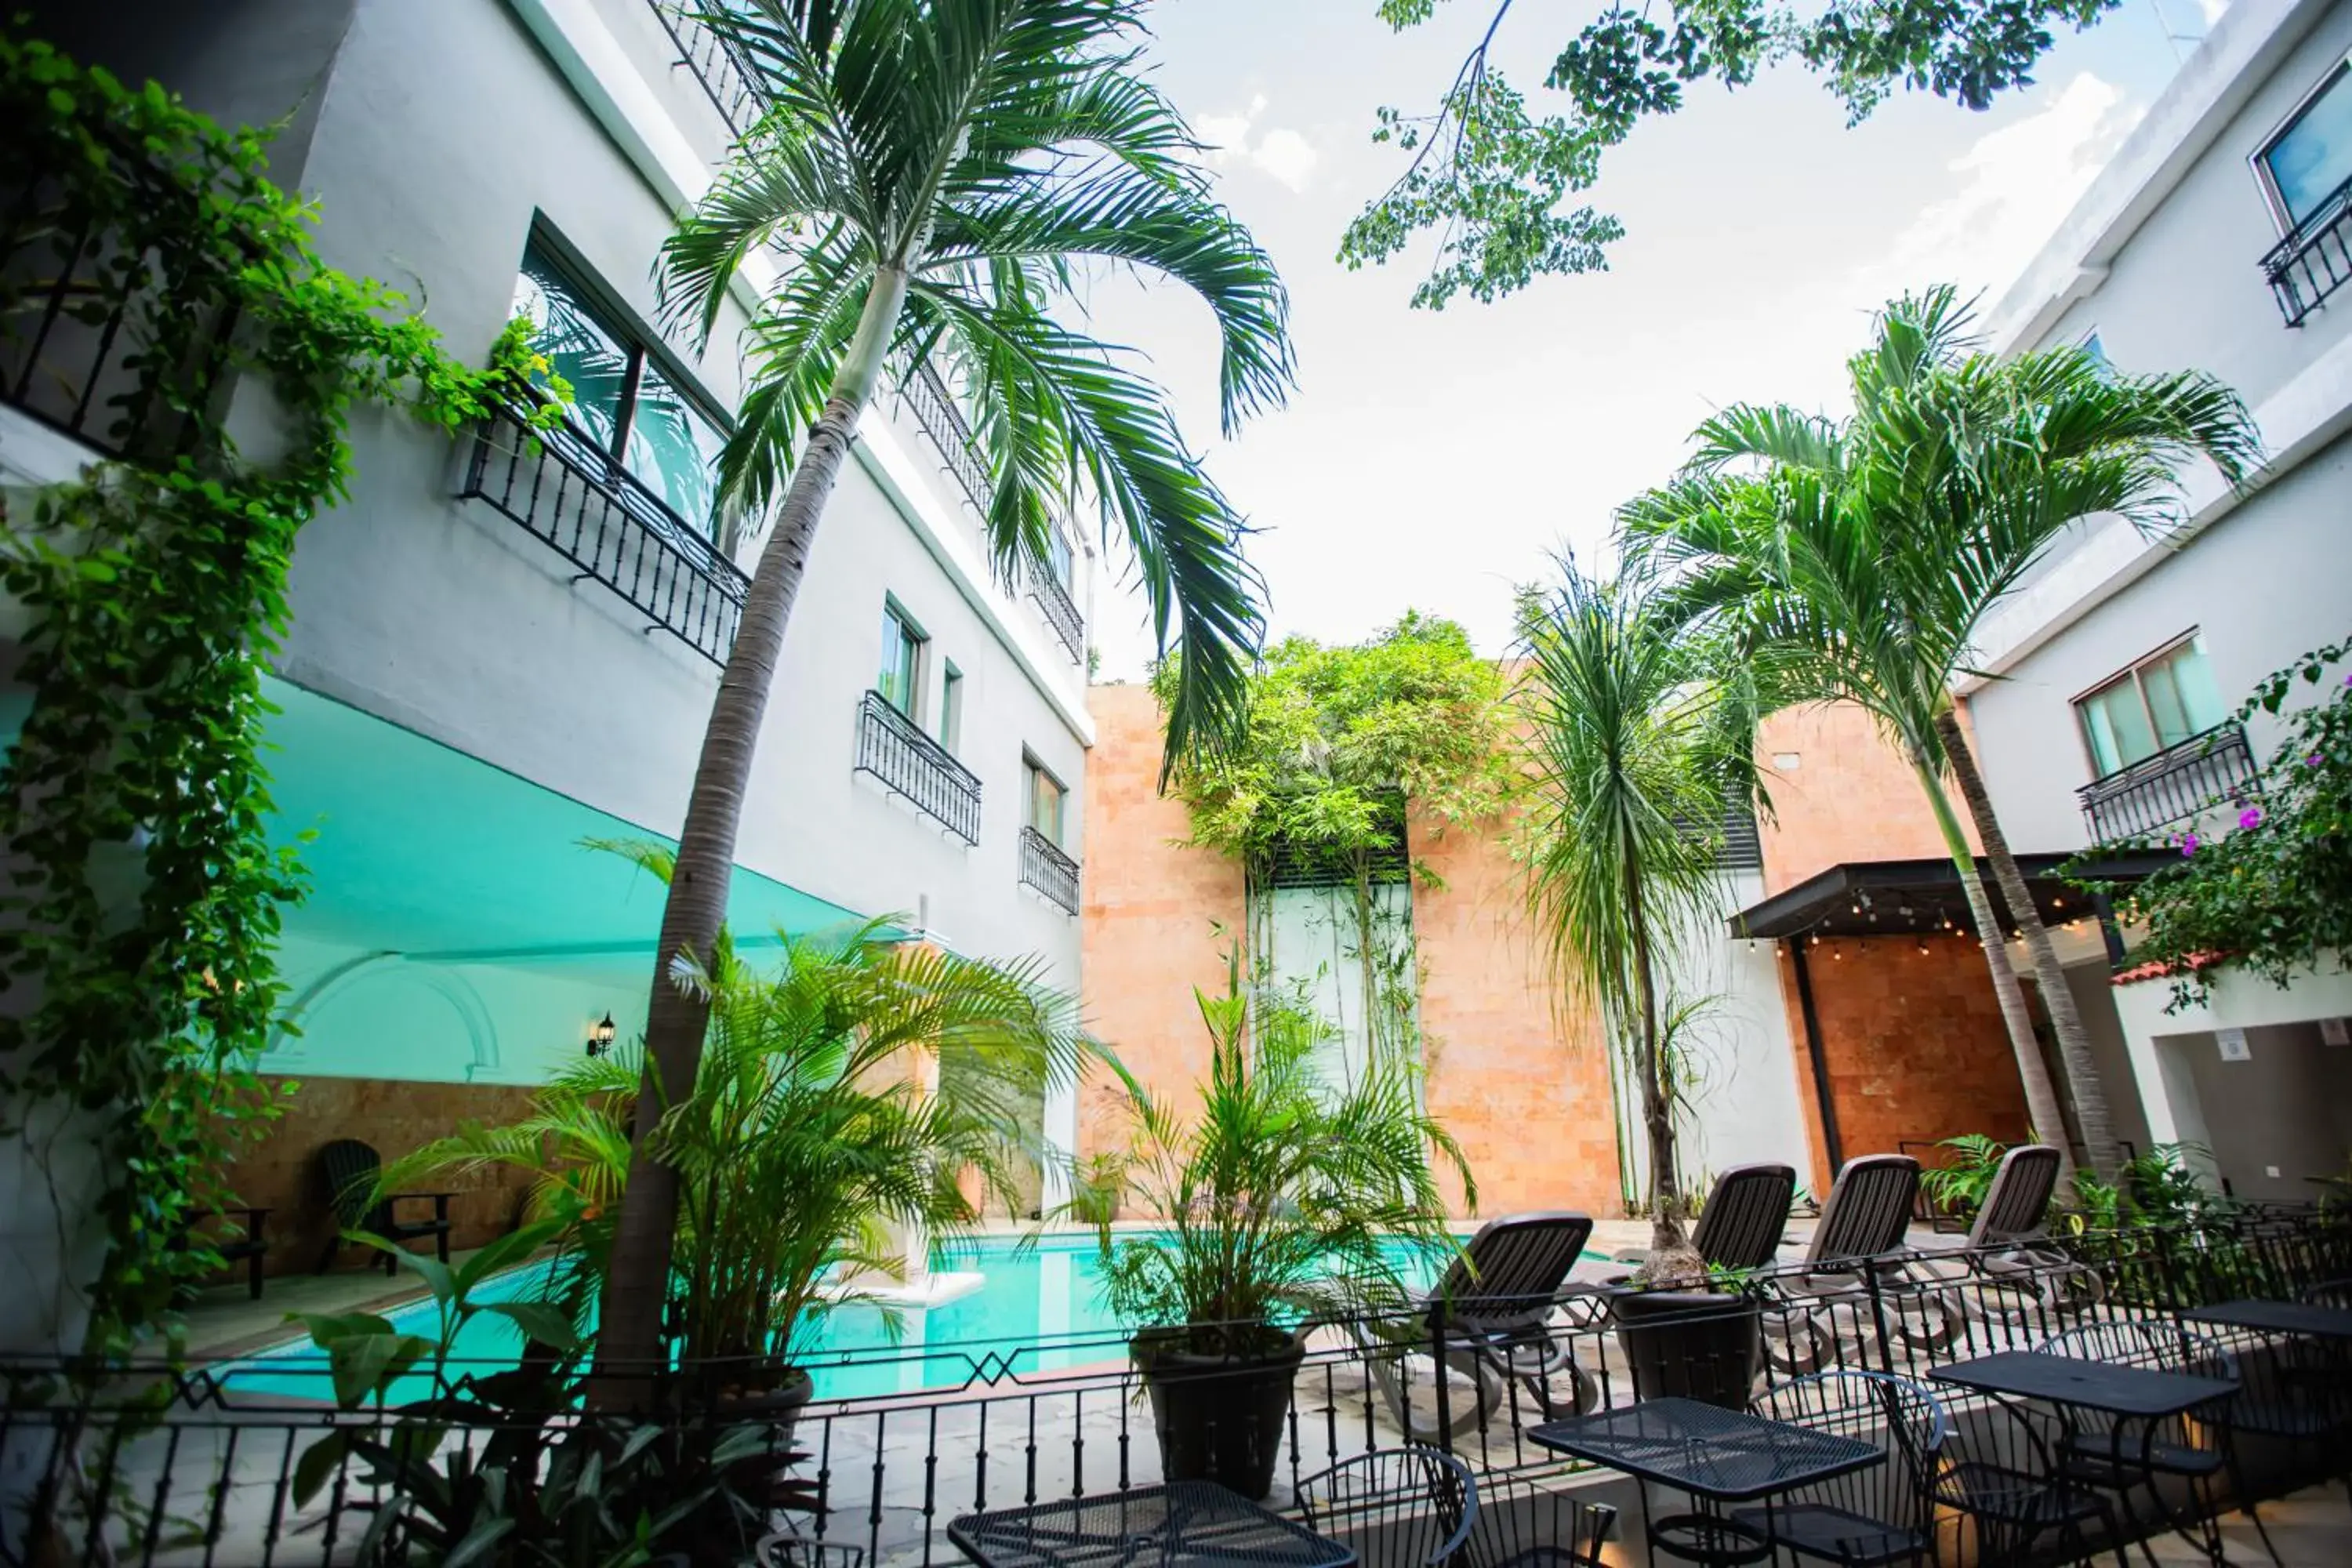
left=1618, top=285, right=2259, bottom=1186
left=597, top=0, right=1294, bottom=1379
left=1344, top=1, right=2128, bottom=307
left=1921, top=1134, right=2011, bottom=1221
left=1069, top=958, right=1471, bottom=1352
left=1153, top=612, right=1514, bottom=1058
left=393, top=846, right=1089, bottom=1373
left=2088, top=633, right=2352, bottom=1010
left=1515, top=560, right=1762, bottom=1257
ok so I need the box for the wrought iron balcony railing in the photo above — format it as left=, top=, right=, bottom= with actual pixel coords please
left=2262, top=172, right=2352, bottom=327
left=1029, top=557, right=1084, bottom=663
left=2078, top=721, right=2259, bottom=846
left=645, top=1, right=764, bottom=136
left=856, top=689, right=982, bottom=844
left=1019, top=825, right=1081, bottom=914
left=459, top=401, right=749, bottom=665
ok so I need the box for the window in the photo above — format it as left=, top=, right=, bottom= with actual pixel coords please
left=939, top=662, right=964, bottom=752
left=510, top=238, right=729, bottom=535
left=879, top=602, right=925, bottom=718
left=2075, top=634, right=2227, bottom=777
left=1025, top=757, right=1067, bottom=845
left=2256, top=57, right=2352, bottom=228
left=1047, top=526, right=1074, bottom=587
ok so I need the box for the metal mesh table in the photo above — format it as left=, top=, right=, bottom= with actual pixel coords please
left=1931, top=1352, right=2235, bottom=1418
left=947, top=1483, right=1358, bottom=1568
left=2185, top=1299, right=2352, bottom=1339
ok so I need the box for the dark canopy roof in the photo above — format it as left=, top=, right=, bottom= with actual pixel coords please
left=1726, top=851, right=2173, bottom=941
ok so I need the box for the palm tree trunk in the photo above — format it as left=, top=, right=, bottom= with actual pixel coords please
left=1624, top=847, right=1686, bottom=1253
left=1935, top=708, right=2119, bottom=1184
left=590, top=266, right=910, bottom=1399
left=1911, top=753, right=2078, bottom=1190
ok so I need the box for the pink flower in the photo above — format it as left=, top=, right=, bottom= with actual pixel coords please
left=2310, top=755, right=2325, bottom=768
left=2180, top=833, right=2200, bottom=856
left=2239, top=806, right=2263, bottom=830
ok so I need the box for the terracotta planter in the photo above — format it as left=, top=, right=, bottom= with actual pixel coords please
left=1131, top=1327, right=1305, bottom=1500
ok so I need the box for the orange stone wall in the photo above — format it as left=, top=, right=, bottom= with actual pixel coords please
left=1752, top=704, right=1973, bottom=893
left=219, top=1075, right=543, bottom=1279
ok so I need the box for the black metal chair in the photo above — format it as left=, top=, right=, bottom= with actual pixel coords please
left=1294, top=1446, right=1479, bottom=1568
left=1739, top=1370, right=1946, bottom=1566
left=2035, top=1319, right=2234, bottom=1567
left=1459, top=1469, right=1613, bottom=1568
left=314, top=1138, right=454, bottom=1275
left=753, top=1536, right=865, bottom=1568
left=2200, top=1313, right=2352, bottom=1566
left=1931, top=1358, right=2132, bottom=1568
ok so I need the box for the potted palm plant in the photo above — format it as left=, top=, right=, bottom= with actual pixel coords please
left=1069, top=961, right=1471, bottom=1500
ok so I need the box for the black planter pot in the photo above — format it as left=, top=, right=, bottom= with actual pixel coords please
left=1131, top=1327, right=1305, bottom=1501
left=1605, top=1287, right=1762, bottom=1409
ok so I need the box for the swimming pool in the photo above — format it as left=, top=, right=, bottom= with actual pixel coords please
left=219, top=1231, right=1606, bottom=1405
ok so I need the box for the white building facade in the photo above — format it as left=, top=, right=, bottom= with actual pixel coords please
left=1965, top=0, right=2352, bottom=1201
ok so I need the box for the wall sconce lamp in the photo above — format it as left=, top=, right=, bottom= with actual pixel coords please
left=586, top=1012, right=617, bottom=1058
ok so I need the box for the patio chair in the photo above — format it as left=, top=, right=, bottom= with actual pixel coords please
left=1739, top=1370, right=1947, bottom=1566
left=1691, top=1163, right=1798, bottom=1274
left=1351, top=1212, right=1600, bottom=1441
left=1926, top=1144, right=2103, bottom=1324
left=1763, top=1155, right=1956, bottom=1372
left=1294, top=1446, right=1479, bottom=1568
left=1460, top=1470, right=1614, bottom=1568
left=314, top=1138, right=454, bottom=1276
left=2198, top=1312, right=2352, bottom=1566
left=2037, top=1319, right=2237, bottom=1566
left=753, top=1537, right=864, bottom=1568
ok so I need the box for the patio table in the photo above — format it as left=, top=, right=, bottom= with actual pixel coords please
left=947, top=1482, right=1356, bottom=1568
left=2183, top=1299, right=2352, bottom=1339
left=1932, top=1351, right=2239, bottom=1566
left=1530, top=1396, right=1881, bottom=1565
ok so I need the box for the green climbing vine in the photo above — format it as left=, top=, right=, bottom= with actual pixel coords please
left=0, top=33, right=558, bottom=1352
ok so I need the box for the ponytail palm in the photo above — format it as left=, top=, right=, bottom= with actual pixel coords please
left=1620, top=286, right=2258, bottom=1185
left=601, top=0, right=1292, bottom=1377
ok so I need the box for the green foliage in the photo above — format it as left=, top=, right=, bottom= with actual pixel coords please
left=1067, top=956, right=1471, bottom=1348
left=291, top=1222, right=775, bottom=1566
left=0, top=31, right=553, bottom=1352
left=392, top=846, right=1089, bottom=1366
left=661, top=0, right=1294, bottom=767
left=1921, top=1134, right=2009, bottom=1220
left=2088, top=635, right=2352, bottom=1010
left=1343, top=2, right=2122, bottom=306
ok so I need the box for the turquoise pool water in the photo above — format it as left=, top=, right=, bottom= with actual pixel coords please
left=220, top=1231, right=1599, bottom=1405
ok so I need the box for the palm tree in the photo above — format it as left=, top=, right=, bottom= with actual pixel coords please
left=1620, top=287, right=2257, bottom=1185
left=597, top=0, right=1294, bottom=1376
left=1516, top=561, right=1761, bottom=1256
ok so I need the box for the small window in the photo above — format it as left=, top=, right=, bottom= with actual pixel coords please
left=510, top=238, right=730, bottom=536
left=880, top=602, right=926, bottom=718
left=2075, top=634, right=2227, bottom=777
left=1025, top=757, right=1067, bottom=845
left=939, top=662, right=964, bottom=753
left=2256, top=57, right=2352, bottom=229
left=1047, top=527, right=1074, bottom=588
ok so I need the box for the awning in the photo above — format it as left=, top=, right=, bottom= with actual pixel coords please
left=1726, top=852, right=2173, bottom=941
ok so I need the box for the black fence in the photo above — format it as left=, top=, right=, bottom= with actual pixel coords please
left=643, top=0, right=766, bottom=138
left=855, top=691, right=983, bottom=845
left=5, top=1208, right=2347, bottom=1566
left=2263, top=171, right=2352, bottom=328
left=1018, top=826, right=1081, bottom=916
left=458, top=401, right=750, bottom=666
left=1027, top=563, right=1083, bottom=666
left=2077, top=722, right=2259, bottom=847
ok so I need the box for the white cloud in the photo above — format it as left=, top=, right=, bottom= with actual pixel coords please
left=1855, top=72, right=2143, bottom=305
left=1196, top=94, right=1322, bottom=192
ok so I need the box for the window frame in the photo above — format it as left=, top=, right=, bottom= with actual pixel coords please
left=1024, top=753, right=1068, bottom=847
left=879, top=599, right=928, bottom=722
left=511, top=221, right=735, bottom=538
left=2249, top=53, right=2352, bottom=234
left=2070, top=631, right=2223, bottom=781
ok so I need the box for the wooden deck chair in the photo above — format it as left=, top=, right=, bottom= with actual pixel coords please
left=1352, top=1212, right=1600, bottom=1441
left=314, top=1138, right=454, bottom=1275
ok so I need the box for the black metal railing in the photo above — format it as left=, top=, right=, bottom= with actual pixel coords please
left=459, top=400, right=750, bottom=664
left=899, top=359, right=993, bottom=520
left=1019, top=825, right=1080, bottom=914
left=13, top=1206, right=2348, bottom=1568
left=644, top=0, right=766, bottom=136
left=855, top=689, right=982, bottom=843
left=2262, top=171, right=2352, bottom=327
left=2077, top=720, right=2259, bottom=845
left=1029, top=557, right=1083, bottom=663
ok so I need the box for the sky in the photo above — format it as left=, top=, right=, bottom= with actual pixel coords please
left=1076, top=0, right=2230, bottom=679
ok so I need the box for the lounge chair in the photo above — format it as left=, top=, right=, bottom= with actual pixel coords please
left=1763, top=1154, right=1957, bottom=1370
left=1692, top=1163, right=1798, bottom=1273
left=1936, top=1145, right=2104, bottom=1319
left=314, top=1138, right=455, bottom=1276
left=1352, top=1212, right=1601, bottom=1441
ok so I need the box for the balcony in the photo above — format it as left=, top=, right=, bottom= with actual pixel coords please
left=459, top=401, right=749, bottom=664
left=2261, top=172, right=2352, bottom=327
left=645, top=0, right=764, bottom=136
left=1019, top=826, right=1081, bottom=914
left=855, top=689, right=982, bottom=844
left=2078, top=721, right=2259, bottom=846
left=1029, top=557, right=1084, bottom=663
